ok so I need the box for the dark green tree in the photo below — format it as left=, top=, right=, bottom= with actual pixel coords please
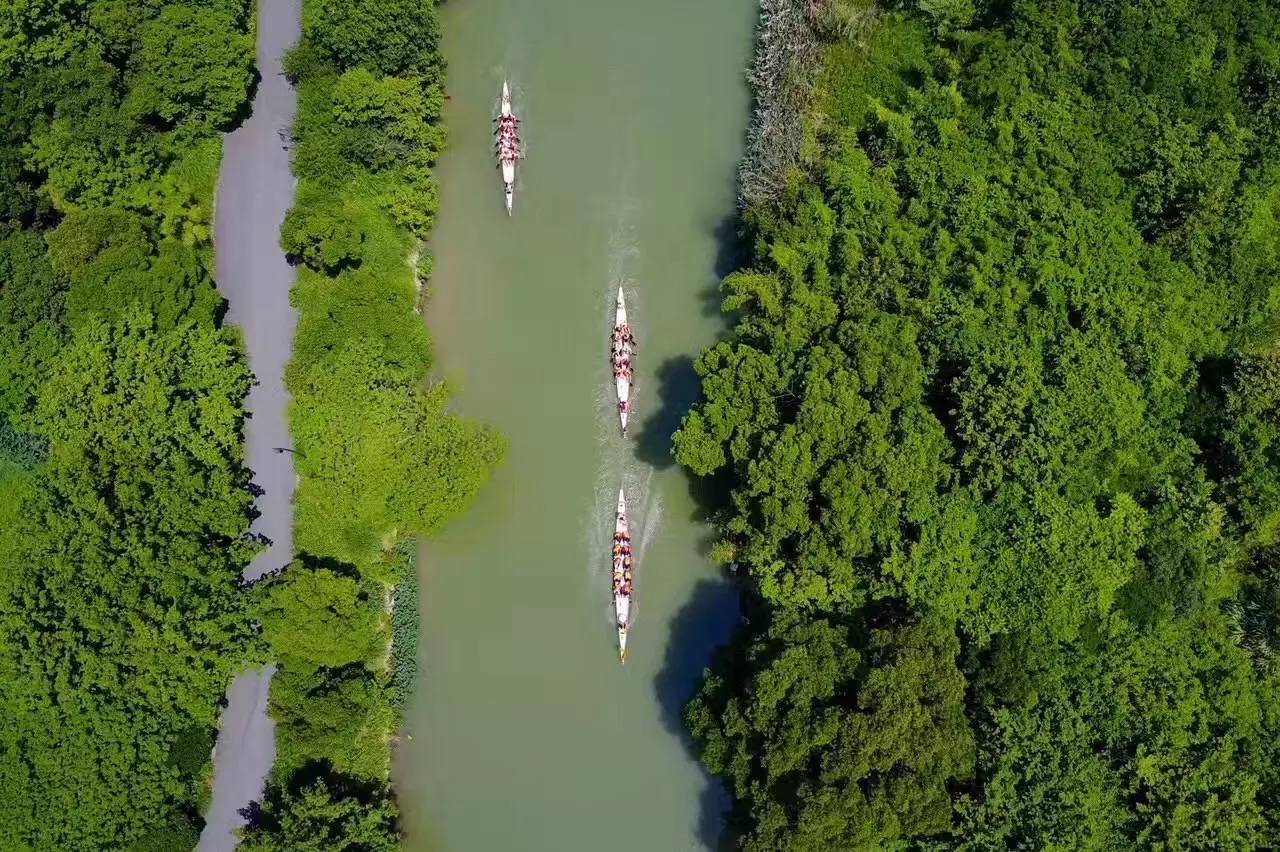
left=689, top=615, right=974, bottom=850
left=239, top=776, right=399, bottom=852
left=679, top=0, right=1280, bottom=846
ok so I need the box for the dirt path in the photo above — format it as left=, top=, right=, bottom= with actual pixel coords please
left=198, top=0, right=301, bottom=847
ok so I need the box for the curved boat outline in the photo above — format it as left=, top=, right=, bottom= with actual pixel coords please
left=497, top=80, right=519, bottom=215
left=612, top=487, right=632, bottom=662
left=612, top=286, right=632, bottom=433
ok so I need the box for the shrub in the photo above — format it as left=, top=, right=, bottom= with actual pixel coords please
left=281, top=203, right=365, bottom=272
left=303, top=0, right=442, bottom=77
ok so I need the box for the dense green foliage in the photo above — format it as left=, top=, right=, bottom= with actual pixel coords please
left=240, top=776, right=399, bottom=852
left=242, top=0, right=503, bottom=846
left=679, top=0, right=1280, bottom=847
left=258, top=565, right=394, bottom=781
left=388, top=542, right=421, bottom=715
left=0, top=1, right=257, bottom=847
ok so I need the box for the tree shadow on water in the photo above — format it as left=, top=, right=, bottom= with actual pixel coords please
left=634, top=356, right=699, bottom=470
left=713, top=209, right=747, bottom=279
left=634, top=200, right=744, bottom=470
left=701, top=210, right=747, bottom=320
left=654, top=578, right=741, bottom=850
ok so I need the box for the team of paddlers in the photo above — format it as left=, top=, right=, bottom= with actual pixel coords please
left=495, top=113, right=520, bottom=161
left=611, top=320, right=636, bottom=621
left=612, top=531, right=634, bottom=598
left=612, top=322, right=635, bottom=422
left=611, top=305, right=637, bottom=658
left=611, top=323, right=635, bottom=379
left=496, top=82, right=520, bottom=213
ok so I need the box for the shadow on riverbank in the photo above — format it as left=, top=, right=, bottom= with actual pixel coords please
left=653, top=578, right=740, bottom=850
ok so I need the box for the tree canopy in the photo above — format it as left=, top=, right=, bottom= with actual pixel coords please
left=240, top=775, right=399, bottom=852
left=0, top=0, right=257, bottom=846
left=680, top=0, right=1280, bottom=847
left=0, top=313, right=258, bottom=847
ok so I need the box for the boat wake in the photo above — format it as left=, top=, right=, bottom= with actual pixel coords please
left=607, top=198, right=639, bottom=286
left=585, top=419, right=662, bottom=625
left=632, top=469, right=662, bottom=561
left=585, top=215, right=659, bottom=654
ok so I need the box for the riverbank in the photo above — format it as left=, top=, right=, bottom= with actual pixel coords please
left=235, top=0, right=502, bottom=846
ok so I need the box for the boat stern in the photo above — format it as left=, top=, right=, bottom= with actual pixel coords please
left=617, top=626, right=628, bottom=663
left=504, top=183, right=513, bottom=215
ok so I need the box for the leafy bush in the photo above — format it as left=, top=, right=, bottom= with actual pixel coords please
left=239, top=773, right=399, bottom=852
left=689, top=615, right=974, bottom=850
left=303, top=0, right=442, bottom=77
left=388, top=542, right=420, bottom=715
left=281, top=202, right=366, bottom=272
left=126, top=6, right=254, bottom=127
left=0, top=411, right=44, bottom=468
left=332, top=69, right=445, bottom=154
left=0, top=311, right=258, bottom=848
left=292, top=341, right=503, bottom=567
left=0, top=2, right=258, bottom=844
left=127, top=813, right=201, bottom=852
left=270, top=667, right=395, bottom=779
left=259, top=566, right=387, bottom=670
left=0, top=229, right=64, bottom=416
left=48, top=211, right=220, bottom=328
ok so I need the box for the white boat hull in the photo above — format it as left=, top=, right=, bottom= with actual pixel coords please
left=498, top=81, right=517, bottom=215
left=613, top=287, right=631, bottom=432
left=612, top=487, right=631, bottom=662
left=615, top=605, right=630, bottom=659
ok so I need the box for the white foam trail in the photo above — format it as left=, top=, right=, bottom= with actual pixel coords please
left=587, top=202, right=662, bottom=633
left=583, top=464, right=612, bottom=595
left=608, top=216, right=639, bottom=287
left=634, top=467, right=661, bottom=559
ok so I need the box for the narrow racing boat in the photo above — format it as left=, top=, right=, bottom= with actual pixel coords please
left=496, top=81, right=519, bottom=215
left=611, top=487, right=633, bottom=662
left=611, top=286, right=634, bottom=433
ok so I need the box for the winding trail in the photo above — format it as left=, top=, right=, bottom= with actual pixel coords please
left=198, top=1, right=301, bottom=848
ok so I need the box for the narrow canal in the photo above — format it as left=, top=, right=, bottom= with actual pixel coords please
left=394, top=0, right=756, bottom=849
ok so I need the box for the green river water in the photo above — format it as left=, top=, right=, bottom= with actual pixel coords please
left=395, top=0, right=757, bottom=849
